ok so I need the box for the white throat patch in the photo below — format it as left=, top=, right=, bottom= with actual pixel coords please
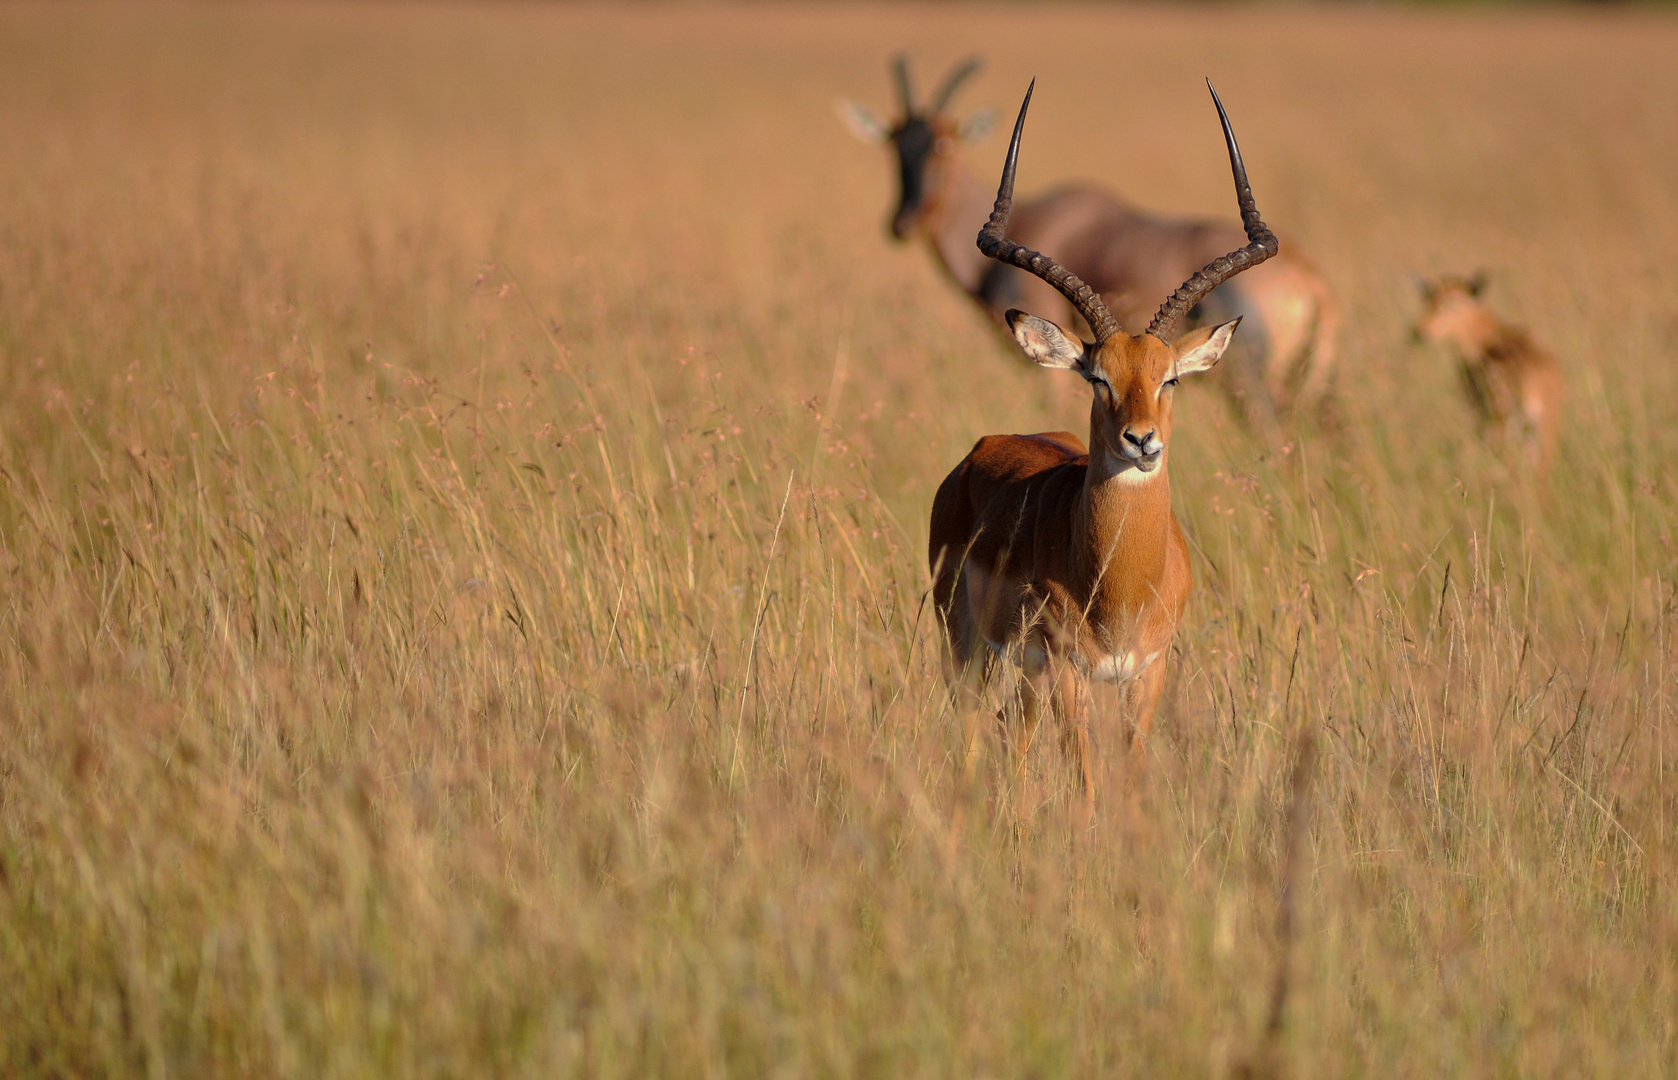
left=1101, top=451, right=1166, bottom=486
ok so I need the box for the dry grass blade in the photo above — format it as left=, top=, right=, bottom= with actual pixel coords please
left=1236, top=726, right=1318, bottom=1080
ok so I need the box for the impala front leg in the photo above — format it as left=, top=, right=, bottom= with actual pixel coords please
left=1123, top=654, right=1170, bottom=759
left=1052, top=660, right=1095, bottom=828
left=1000, top=651, right=1056, bottom=836
left=1013, top=649, right=1048, bottom=781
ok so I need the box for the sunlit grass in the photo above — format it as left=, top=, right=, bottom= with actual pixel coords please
left=2, top=3, right=1677, bottom=1077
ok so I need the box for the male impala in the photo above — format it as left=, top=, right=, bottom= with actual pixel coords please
left=841, top=56, right=1333, bottom=426
left=1413, top=273, right=1566, bottom=475
left=929, top=80, right=1276, bottom=815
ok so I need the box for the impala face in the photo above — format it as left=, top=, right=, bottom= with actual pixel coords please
left=836, top=55, right=995, bottom=242
left=1413, top=273, right=1488, bottom=346
left=888, top=115, right=955, bottom=239
left=838, top=106, right=993, bottom=240
left=1007, top=310, right=1238, bottom=480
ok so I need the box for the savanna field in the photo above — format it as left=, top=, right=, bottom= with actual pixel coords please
left=4, top=2, right=1678, bottom=1075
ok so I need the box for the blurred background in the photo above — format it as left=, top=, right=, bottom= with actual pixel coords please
left=4, top=3, right=1678, bottom=1077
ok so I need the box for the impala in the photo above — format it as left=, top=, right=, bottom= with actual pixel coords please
left=1413, top=273, right=1566, bottom=475
left=929, top=80, right=1277, bottom=815
left=841, top=56, right=1334, bottom=426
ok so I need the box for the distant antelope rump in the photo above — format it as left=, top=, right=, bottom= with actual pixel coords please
left=841, top=56, right=1336, bottom=426
left=1413, top=273, right=1566, bottom=475
left=929, top=80, right=1277, bottom=817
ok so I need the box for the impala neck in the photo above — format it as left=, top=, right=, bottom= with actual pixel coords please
left=1075, top=451, right=1175, bottom=614
left=920, top=157, right=1001, bottom=297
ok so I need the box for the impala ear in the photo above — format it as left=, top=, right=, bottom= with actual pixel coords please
left=1006, top=310, right=1086, bottom=371
left=1171, top=318, right=1241, bottom=378
left=958, top=106, right=997, bottom=142
left=836, top=99, right=891, bottom=143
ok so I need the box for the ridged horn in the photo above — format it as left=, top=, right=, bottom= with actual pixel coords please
left=977, top=81, right=1121, bottom=344
left=1147, top=80, right=1279, bottom=341
left=929, top=56, right=982, bottom=113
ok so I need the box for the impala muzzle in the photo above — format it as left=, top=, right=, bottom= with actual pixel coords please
left=1121, top=428, right=1164, bottom=469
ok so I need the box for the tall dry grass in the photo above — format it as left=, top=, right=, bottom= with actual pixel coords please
left=2, top=2, right=1677, bottom=1076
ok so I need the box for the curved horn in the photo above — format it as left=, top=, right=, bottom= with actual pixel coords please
left=892, top=53, right=915, bottom=114
left=929, top=55, right=983, bottom=113
left=977, top=81, right=1121, bottom=343
left=1147, top=81, right=1280, bottom=341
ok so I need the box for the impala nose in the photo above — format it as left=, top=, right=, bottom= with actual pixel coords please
left=1121, top=428, right=1163, bottom=468
left=1123, top=429, right=1160, bottom=453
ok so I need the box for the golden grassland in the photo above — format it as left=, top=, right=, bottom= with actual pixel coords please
left=4, top=2, right=1678, bottom=1075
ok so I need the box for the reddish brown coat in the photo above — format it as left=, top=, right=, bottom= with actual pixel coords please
left=930, top=325, right=1231, bottom=814
left=926, top=78, right=1273, bottom=818
left=1415, top=275, right=1566, bottom=474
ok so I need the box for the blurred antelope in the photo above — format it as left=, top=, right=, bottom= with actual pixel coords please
left=929, top=80, right=1277, bottom=816
left=841, top=56, right=1335, bottom=426
left=1413, top=273, right=1566, bottom=474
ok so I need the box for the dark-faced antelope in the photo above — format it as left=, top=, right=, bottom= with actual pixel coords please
left=1413, top=273, right=1566, bottom=475
left=841, top=56, right=1334, bottom=426
left=929, top=80, right=1276, bottom=816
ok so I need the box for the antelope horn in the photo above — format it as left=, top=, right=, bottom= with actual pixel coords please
left=929, top=55, right=983, bottom=113
left=1147, top=81, right=1280, bottom=341
left=892, top=53, right=915, bottom=114
left=977, top=81, right=1121, bottom=344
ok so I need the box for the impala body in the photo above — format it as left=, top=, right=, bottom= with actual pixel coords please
left=842, top=57, right=1335, bottom=425
left=1414, top=274, right=1566, bottom=474
left=929, top=80, right=1277, bottom=814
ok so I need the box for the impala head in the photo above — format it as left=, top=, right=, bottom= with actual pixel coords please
left=1008, top=311, right=1239, bottom=479
left=1412, top=271, right=1490, bottom=344
left=838, top=54, right=996, bottom=240
left=977, top=79, right=1278, bottom=481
